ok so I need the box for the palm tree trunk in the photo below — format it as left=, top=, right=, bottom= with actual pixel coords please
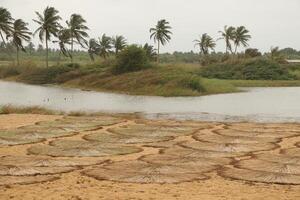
left=157, top=42, right=160, bottom=63
left=234, top=45, right=238, bottom=55
left=71, top=37, right=74, bottom=64
left=0, top=31, right=6, bottom=46
left=16, top=47, right=19, bottom=66
left=46, top=38, right=49, bottom=68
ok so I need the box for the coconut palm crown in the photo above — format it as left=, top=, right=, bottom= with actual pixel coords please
left=66, top=14, right=89, bottom=62
left=150, top=19, right=172, bottom=63
left=33, top=6, right=62, bottom=67
left=8, top=19, right=31, bottom=65
left=194, top=33, right=216, bottom=55
left=0, top=7, right=13, bottom=45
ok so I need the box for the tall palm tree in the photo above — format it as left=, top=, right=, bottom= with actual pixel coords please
left=143, top=43, right=157, bottom=61
left=8, top=19, right=31, bottom=65
left=194, top=33, right=216, bottom=55
left=98, top=34, right=112, bottom=59
left=53, top=28, right=72, bottom=64
left=112, top=35, right=127, bottom=54
left=87, top=38, right=100, bottom=61
left=233, top=26, right=251, bottom=54
left=0, top=7, right=13, bottom=45
left=33, top=6, right=62, bottom=67
left=66, top=14, right=89, bottom=63
left=218, top=25, right=235, bottom=54
left=150, top=19, right=172, bottom=63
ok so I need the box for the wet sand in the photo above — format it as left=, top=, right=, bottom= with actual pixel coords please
left=0, top=114, right=300, bottom=200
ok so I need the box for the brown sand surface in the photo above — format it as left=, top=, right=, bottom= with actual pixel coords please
left=0, top=114, right=300, bottom=200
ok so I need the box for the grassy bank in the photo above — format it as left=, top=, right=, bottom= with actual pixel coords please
left=1, top=59, right=300, bottom=97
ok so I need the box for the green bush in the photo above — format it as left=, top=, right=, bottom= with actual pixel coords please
left=201, top=58, right=294, bottom=80
left=114, top=45, right=149, bottom=74
left=179, top=75, right=205, bottom=92
left=18, top=65, right=75, bottom=84
left=0, top=66, right=21, bottom=78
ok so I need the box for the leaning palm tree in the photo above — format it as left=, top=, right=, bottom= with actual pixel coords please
left=53, top=28, right=72, bottom=64
left=194, top=33, right=216, bottom=55
left=87, top=38, right=100, bottom=62
left=33, top=6, right=62, bottom=67
left=143, top=43, right=157, bottom=61
left=112, top=35, right=127, bottom=54
left=0, top=7, right=13, bottom=45
left=98, top=34, right=112, bottom=59
left=66, top=14, right=89, bottom=63
left=8, top=19, right=31, bottom=65
left=150, top=19, right=172, bottom=63
left=233, top=26, right=251, bottom=54
left=218, top=26, right=235, bottom=54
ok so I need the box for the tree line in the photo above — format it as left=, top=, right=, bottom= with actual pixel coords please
left=2, top=6, right=289, bottom=67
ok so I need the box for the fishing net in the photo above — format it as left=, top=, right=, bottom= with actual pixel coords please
left=228, top=123, right=300, bottom=133
left=141, top=152, right=230, bottom=167
left=0, top=155, right=107, bottom=167
left=236, top=159, right=300, bottom=174
left=108, top=124, right=198, bottom=137
left=28, top=140, right=142, bottom=157
left=194, top=132, right=280, bottom=144
left=216, top=129, right=299, bottom=138
left=82, top=160, right=209, bottom=184
left=254, top=153, right=300, bottom=165
left=84, top=131, right=174, bottom=144
left=180, top=141, right=277, bottom=154
left=220, top=167, right=300, bottom=185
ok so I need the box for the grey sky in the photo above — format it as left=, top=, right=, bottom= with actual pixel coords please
left=2, top=0, right=300, bottom=53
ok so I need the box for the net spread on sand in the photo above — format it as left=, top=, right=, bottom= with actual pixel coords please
left=82, top=160, right=210, bottom=184
left=1, top=116, right=300, bottom=186
left=28, top=140, right=142, bottom=157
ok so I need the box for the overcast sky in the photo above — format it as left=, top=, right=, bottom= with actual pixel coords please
left=2, top=0, right=300, bottom=53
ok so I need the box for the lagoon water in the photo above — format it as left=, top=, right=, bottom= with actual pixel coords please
left=1, top=80, right=300, bottom=122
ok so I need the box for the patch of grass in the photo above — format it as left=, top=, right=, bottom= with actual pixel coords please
left=201, top=58, right=294, bottom=80
left=226, top=79, right=300, bottom=87
left=0, top=105, right=56, bottom=115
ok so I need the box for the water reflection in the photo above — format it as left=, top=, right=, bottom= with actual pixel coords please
left=1, top=81, right=300, bottom=122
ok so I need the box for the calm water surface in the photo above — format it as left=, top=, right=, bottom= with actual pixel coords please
left=1, top=80, right=300, bottom=122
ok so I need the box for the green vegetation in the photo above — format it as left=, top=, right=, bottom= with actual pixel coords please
left=0, top=105, right=55, bottom=115
left=114, top=45, right=149, bottom=74
left=1, top=6, right=300, bottom=98
left=201, top=58, right=294, bottom=80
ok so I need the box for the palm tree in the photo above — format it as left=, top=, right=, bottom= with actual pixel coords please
left=143, top=43, right=157, bottom=61
left=150, top=19, right=172, bottom=63
left=0, top=7, right=13, bottom=45
left=33, top=6, right=62, bottom=67
left=233, top=26, right=251, bottom=54
left=218, top=26, right=235, bottom=54
left=112, top=35, right=127, bottom=54
left=66, top=14, right=89, bottom=63
left=53, top=28, right=72, bottom=64
left=194, top=33, right=216, bottom=55
left=98, top=34, right=112, bottom=59
left=87, top=38, right=100, bottom=61
left=8, top=19, right=31, bottom=65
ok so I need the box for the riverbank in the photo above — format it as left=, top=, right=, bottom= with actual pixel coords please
left=2, top=62, right=300, bottom=97
left=0, top=113, right=300, bottom=200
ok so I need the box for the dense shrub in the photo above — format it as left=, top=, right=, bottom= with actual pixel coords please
left=180, top=75, right=205, bottom=92
left=0, top=66, right=21, bottom=78
left=18, top=64, right=78, bottom=84
left=114, top=45, right=149, bottom=74
left=201, top=58, right=294, bottom=80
